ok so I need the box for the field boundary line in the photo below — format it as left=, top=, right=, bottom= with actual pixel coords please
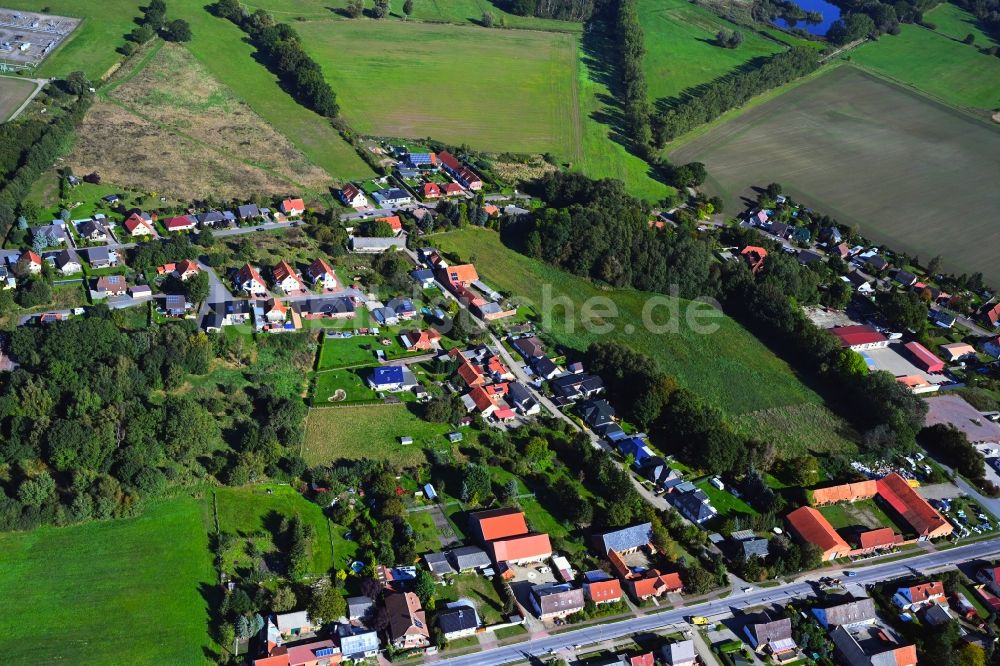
left=844, top=61, right=1000, bottom=128
left=99, top=39, right=165, bottom=96
left=663, top=61, right=843, bottom=154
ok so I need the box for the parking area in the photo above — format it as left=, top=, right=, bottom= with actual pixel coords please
left=864, top=343, right=948, bottom=385
left=804, top=306, right=857, bottom=330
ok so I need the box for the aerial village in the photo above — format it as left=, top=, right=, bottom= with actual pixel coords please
left=4, top=148, right=1000, bottom=666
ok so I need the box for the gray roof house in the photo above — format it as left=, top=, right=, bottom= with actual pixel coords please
left=741, top=537, right=770, bottom=560
left=744, top=614, right=796, bottom=656
left=347, top=596, right=375, bottom=622
left=812, top=598, right=878, bottom=629
left=507, top=381, right=539, bottom=415
left=198, top=210, right=226, bottom=226
left=437, top=605, right=480, bottom=639
left=424, top=552, right=456, bottom=577
left=237, top=203, right=260, bottom=219
left=673, top=490, right=717, bottom=524
left=892, top=269, right=917, bottom=287
left=531, top=583, right=585, bottom=619
left=86, top=245, right=117, bottom=268
left=661, top=640, right=697, bottom=666
left=596, top=523, right=652, bottom=556
left=578, top=399, right=615, bottom=428
left=450, top=546, right=491, bottom=571
left=349, top=236, right=405, bottom=254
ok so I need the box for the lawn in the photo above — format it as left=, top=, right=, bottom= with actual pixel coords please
left=0, top=76, right=35, bottom=122
left=407, top=510, right=443, bottom=554
left=575, top=27, right=674, bottom=202
left=243, top=0, right=583, bottom=32
left=817, top=499, right=902, bottom=533
left=296, top=19, right=581, bottom=158
left=695, top=481, right=758, bottom=519
left=520, top=497, right=571, bottom=541
left=437, top=573, right=506, bottom=625
left=313, top=368, right=379, bottom=404
left=171, top=0, right=374, bottom=181
left=433, top=228, right=834, bottom=420
left=851, top=19, right=1000, bottom=112
left=639, top=0, right=783, bottom=103
left=302, top=404, right=459, bottom=466
left=317, top=331, right=424, bottom=370
left=732, top=403, right=858, bottom=458
left=0, top=495, right=216, bottom=664
left=926, top=3, right=1000, bottom=47
left=670, top=65, right=1000, bottom=287
left=0, top=0, right=143, bottom=80
left=215, top=485, right=336, bottom=574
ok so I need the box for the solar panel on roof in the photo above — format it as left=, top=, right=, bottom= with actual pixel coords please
left=315, top=647, right=334, bottom=657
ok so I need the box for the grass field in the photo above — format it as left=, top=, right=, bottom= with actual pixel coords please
left=926, top=3, right=1000, bottom=47
left=0, top=495, right=215, bottom=664
left=671, top=65, right=1000, bottom=286
left=434, top=227, right=835, bottom=422
left=639, top=0, right=783, bottom=103
left=171, top=0, right=373, bottom=181
left=817, top=499, right=904, bottom=534
left=0, top=0, right=142, bottom=80
left=851, top=17, right=1000, bottom=112
left=303, top=404, right=458, bottom=466
left=696, top=480, right=758, bottom=519
left=0, top=76, right=35, bottom=122
left=296, top=20, right=581, bottom=157
left=313, top=368, right=379, bottom=403
left=732, top=403, right=858, bottom=458
left=73, top=42, right=333, bottom=200
left=242, top=0, right=583, bottom=32
left=317, top=332, right=424, bottom=370
left=215, top=485, right=336, bottom=574
left=575, top=31, right=673, bottom=201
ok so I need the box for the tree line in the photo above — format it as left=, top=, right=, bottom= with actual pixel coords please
left=0, top=91, right=91, bottom=242
left=212, top=0, right=339, bottom=117
left=614, top=0, right=653, bottom=152
left=503, top=0, right=603, bottom=21
left=651, top=46, right=819, bottom=146
left=509, top=171, right=927, bottom=473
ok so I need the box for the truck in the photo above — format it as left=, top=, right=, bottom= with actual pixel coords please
left=690, top=616, right=709, bottom=625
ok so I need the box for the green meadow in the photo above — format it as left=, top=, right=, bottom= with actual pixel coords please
left=215, top=485, right=337, bottom=573
left=433, top=227, right=826, bottom=417
left=296, top=19, right=581, bottom=157
left=303, top=404, right=460, bottom=466
left=243, top=0, right=583, bottom=32
left=639, top=0, right=783, bottom=103
left=852, top=17, right=1000, bottom=111
left=0, top=495, right=216, bottom=664
left=925, top=3, right=1000, bottom=47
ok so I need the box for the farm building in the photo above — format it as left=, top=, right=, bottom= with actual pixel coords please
left=829, top=325, right=889, bottom=351
left=903, top=341, right=944, bottom=373
left=939, top=342, right=976, bottom=362
left=785, top=506, right=850, bottom=561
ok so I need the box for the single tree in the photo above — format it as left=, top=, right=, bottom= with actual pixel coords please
left=403, top=0, right=414, bottom=18
left=482, top=10, right=495, bottom=27
left=163, top=19, right=193, bottom=42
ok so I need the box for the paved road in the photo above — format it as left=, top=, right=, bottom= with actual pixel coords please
left=431, top=537, right=1000, bottom=666
left=1, top=75, right=47, bottom=122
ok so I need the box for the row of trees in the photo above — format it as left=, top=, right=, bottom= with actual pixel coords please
left=503, top=0, right=601, bottom=21
left=615, top=0, right=653, bottom=151
left=213, top=1, right=339, bottom=117
left=652, top=46, right=819, bottom=146
left=122, top=0, right=191, bottom=53
left=0, top=91, right=91, bottom=242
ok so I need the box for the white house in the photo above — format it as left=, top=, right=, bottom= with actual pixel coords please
left=236, top=263, right=268, bottom=298
left=306, top=258, right=338, bottom=291
left=339, top=183, right=369, bottom=209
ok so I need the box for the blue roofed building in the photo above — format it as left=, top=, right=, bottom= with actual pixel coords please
left=617, top=436, right=654, bottom=467
left=368, top=365, right=418, bottom=392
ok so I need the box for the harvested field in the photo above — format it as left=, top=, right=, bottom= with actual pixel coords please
left=68, top=42, right=331, bottom=200
left=671, top=66, right=1000, bottom=286
left=69, top=102, right=318, bottom=201
left=0, top=76, right=34, bottom=121
left=297, top=20, right=581, bottom=158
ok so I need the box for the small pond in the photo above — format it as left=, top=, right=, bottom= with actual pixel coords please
left=774, top=0, right=842, bottom=36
